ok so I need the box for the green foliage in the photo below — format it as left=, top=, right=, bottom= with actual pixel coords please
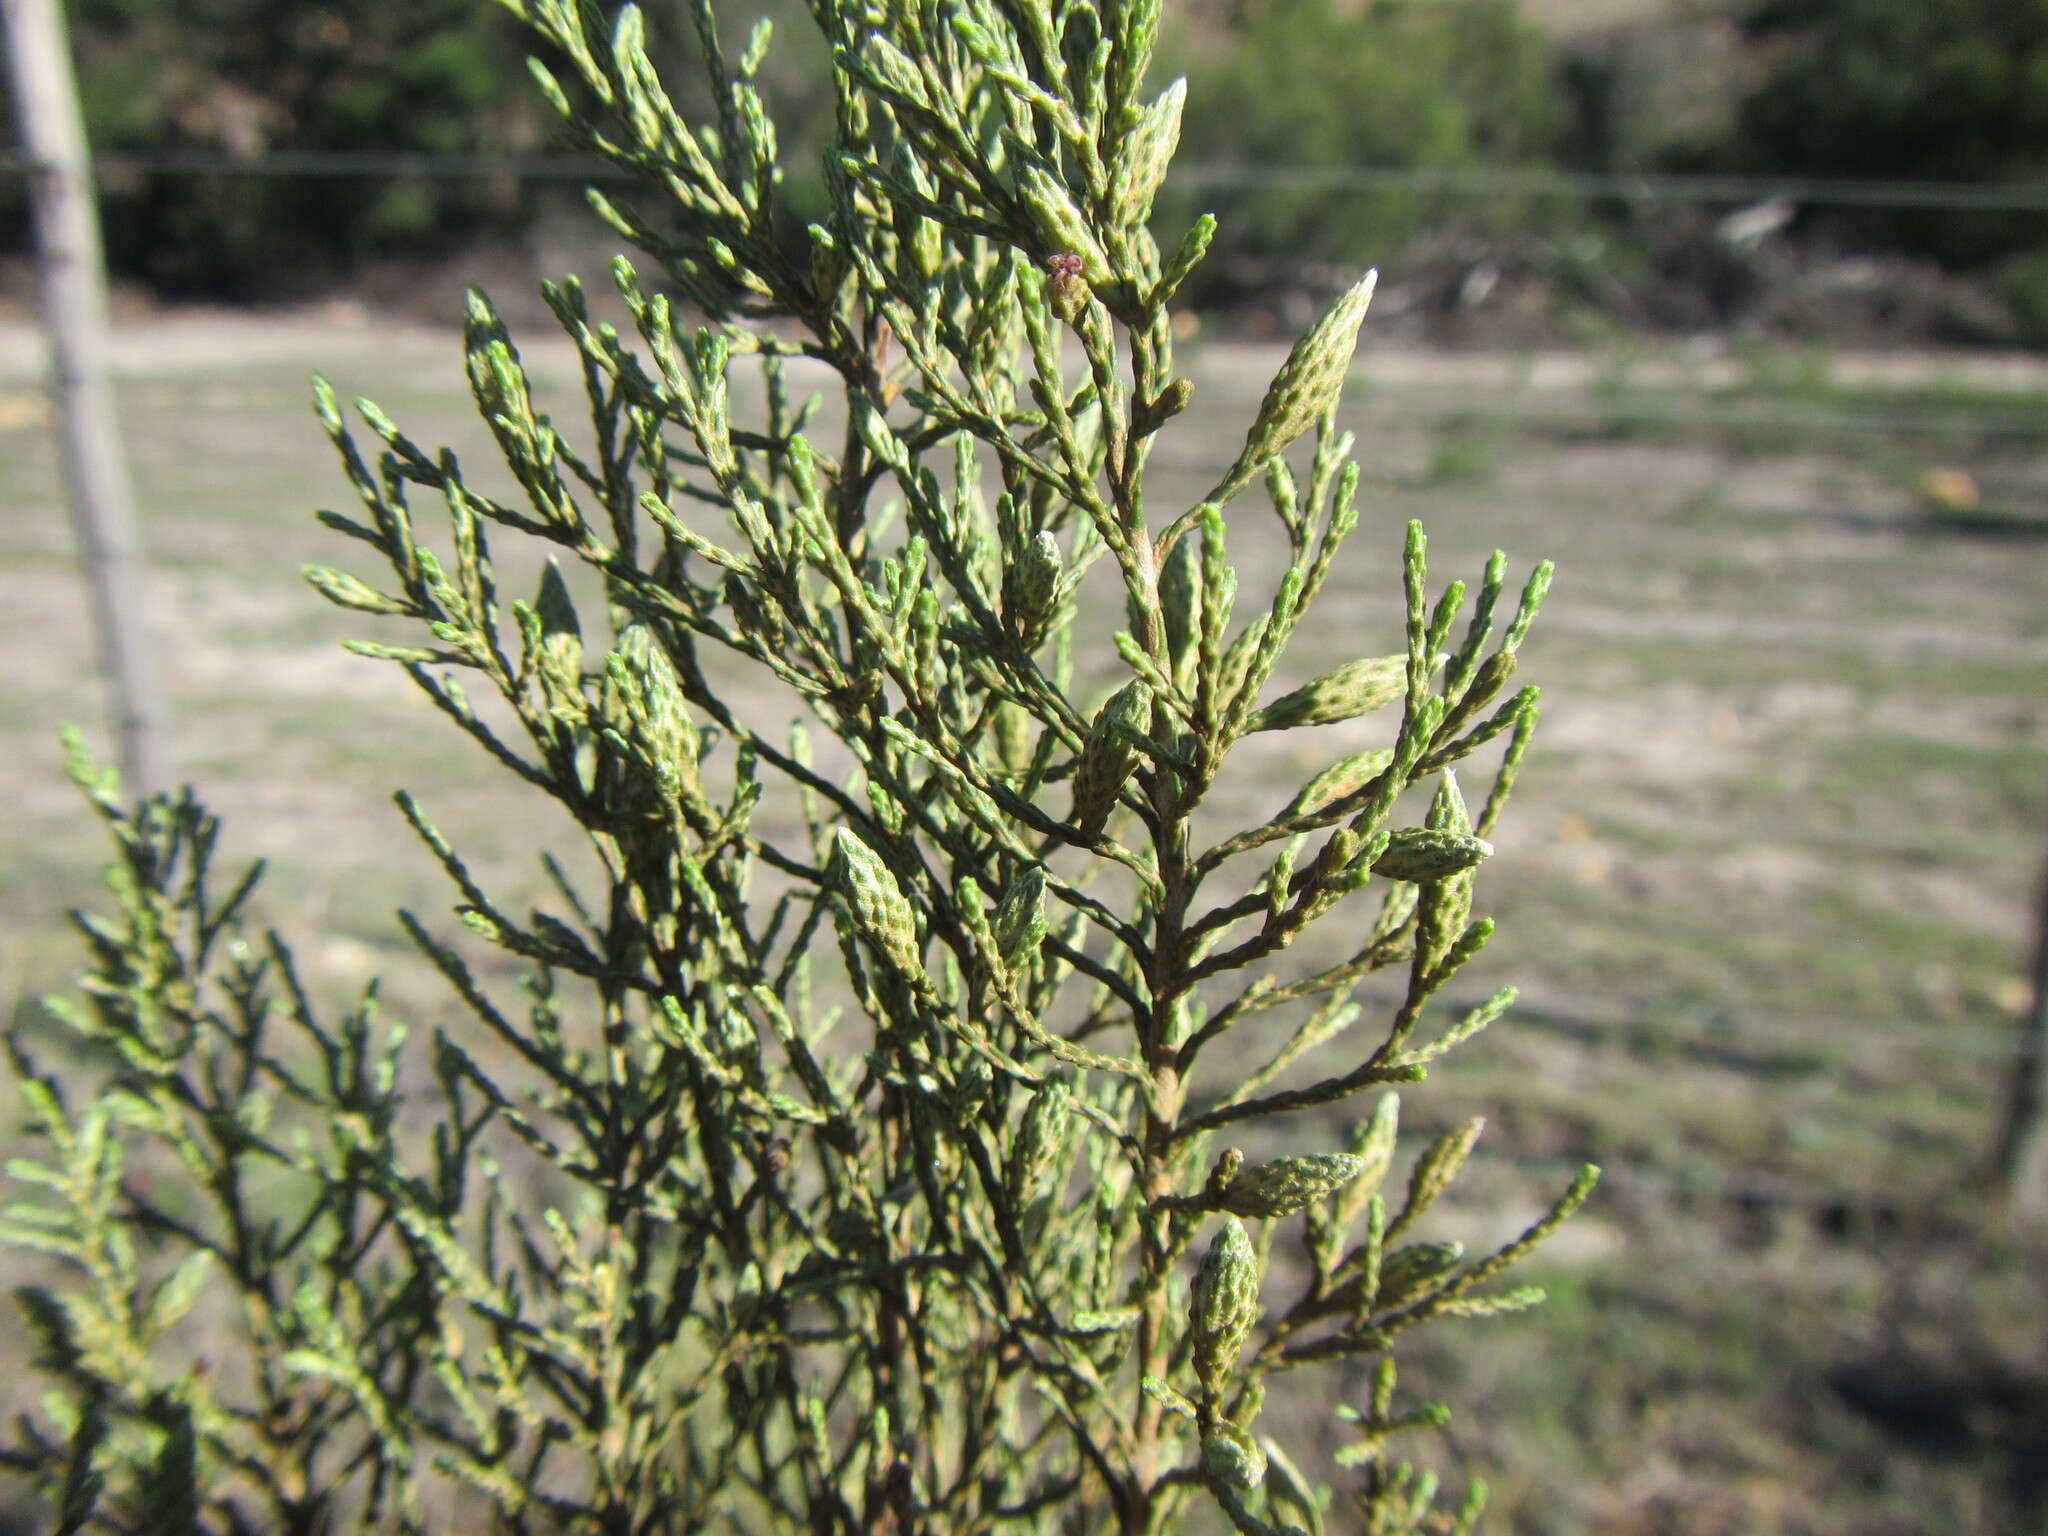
left=10, top=0, right=531, bottom=295
left=1165, top=0, right=1560, bottom=278
left=1733, top=0, right=2048, bottom=264
left=3, top=2, right=1591, bottom=1531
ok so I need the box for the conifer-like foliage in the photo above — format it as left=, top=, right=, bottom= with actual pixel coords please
left=3, top=2, right=1596, bottom=1531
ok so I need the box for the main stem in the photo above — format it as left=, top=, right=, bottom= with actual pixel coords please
left=1113, top=299, right=1199, bottom=1535
left=1130, top=814, right=1188, bottom=1536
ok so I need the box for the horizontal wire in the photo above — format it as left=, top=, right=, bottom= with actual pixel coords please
left=1183, top=163, right=2048, bottom=212
left=2, top=149, right=2048, bottom=212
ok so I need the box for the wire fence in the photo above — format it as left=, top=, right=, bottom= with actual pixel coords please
left=9, top=147, right=2048, bottom=455
left=3, top=147, right=2048, bottom=213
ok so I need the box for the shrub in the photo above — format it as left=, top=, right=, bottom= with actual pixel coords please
left=1733, top=0, right=2048, bottom=266
left=1164, top=0, right=1561, bottom=283
left=2, top=0, right=532, bottom=297
left=1, top=2, right=1592, bottom=1531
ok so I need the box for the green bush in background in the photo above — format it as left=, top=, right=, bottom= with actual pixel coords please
left=13, top=0, right=533, bottom=296
left=9, top=0, right=1566, bottom=303
left=1167, top=0, right=1560, bottom=283
left=15, top=0, right=2048, bottom=311
left=23, top=0, right=2048, bottom=318
left=1733, top=0, right=2048, bottom=266
left=0, top=0, right=845, bottom=299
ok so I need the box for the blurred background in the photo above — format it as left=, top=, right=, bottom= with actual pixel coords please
left=3, top=0, right=2046, bottom=1531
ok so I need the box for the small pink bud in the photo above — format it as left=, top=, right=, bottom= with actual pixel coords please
left=1047, top=252, right=1088, bottom=321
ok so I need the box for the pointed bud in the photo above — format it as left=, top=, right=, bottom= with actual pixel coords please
left=1112, top=77, right=1185, bottom=226
left=1003, top=530, right=1063, bottom=645
left=950, top=1055, right=994, bottom=1128
left=1219, top=1153, right=1371, bottom=1219
left=1191, top=1217, right=1260, bottom=1393
left=1370, top=827, right=1493, bottom=883
left=1415, top=772, right=1477, bottom=973
left=1427, top=769, right=1471, bottom=835
left=1210, top=271, right=1376, bottom=502
left=1246, top=655, right=1406, bottom=733
left=1009, top=1078, right=1072, bottom=1202
left=535, top=559, right=583, bottom=677
left=1069, top=681, right=1151, bottom=839
left=831, top=829, right=921, bottom=977
left=807, top=224, right=851, bottom=309
left=992, top=867, right=1049, bottom=970
left=535, top=557, right=580, bottom=635
left=1158, top=534, right=1204, bottom=684
left=607, top=624, right=697, bottom=794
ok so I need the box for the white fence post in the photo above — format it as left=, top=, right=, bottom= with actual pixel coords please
left=4, top=0, right=167, bottom=793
